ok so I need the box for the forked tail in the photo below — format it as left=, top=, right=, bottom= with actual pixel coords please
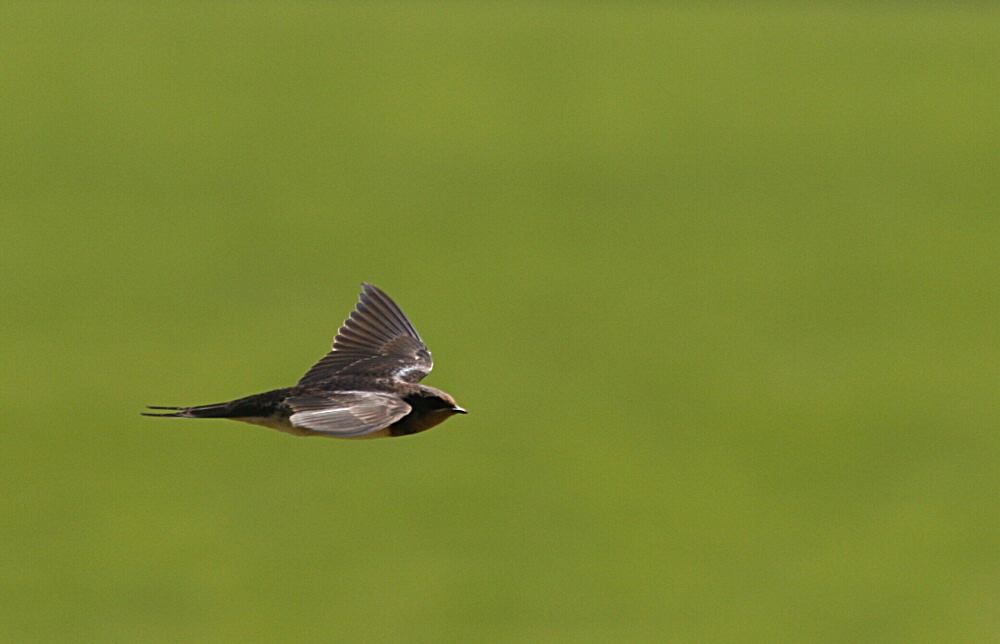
left=142, top=402, right=233, bottom=419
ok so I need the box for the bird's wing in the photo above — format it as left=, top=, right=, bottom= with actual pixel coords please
left=298, top=283, right=434, bottom=384
left=287, top=392, right=411, bottom=437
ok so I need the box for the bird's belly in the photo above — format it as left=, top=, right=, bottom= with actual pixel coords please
left=234, top=415, right=315, bottom=437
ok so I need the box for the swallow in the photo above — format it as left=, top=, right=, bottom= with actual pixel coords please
left=143, top=283, right=466, bottom=439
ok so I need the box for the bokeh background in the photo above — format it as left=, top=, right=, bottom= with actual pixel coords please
left=2, top=3, right=998, bottom=642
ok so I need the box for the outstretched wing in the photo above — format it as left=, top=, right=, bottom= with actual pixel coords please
left=288, top=392, right=411, bottom=437
left=298, top=283, right=434, bottom=385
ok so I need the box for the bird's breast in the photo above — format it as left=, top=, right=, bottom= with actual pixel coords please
left=389, top=409, right=455, bottom=436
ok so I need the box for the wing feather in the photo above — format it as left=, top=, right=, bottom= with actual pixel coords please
left=298, top=284, right=434, bottom=384
left=288, top=392, right=410, bottom=437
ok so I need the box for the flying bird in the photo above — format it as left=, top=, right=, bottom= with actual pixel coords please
left=143, top=283, right=466, bottom=438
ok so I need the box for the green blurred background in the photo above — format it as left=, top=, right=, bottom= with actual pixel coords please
left=2, top=3, right=997, bottom=642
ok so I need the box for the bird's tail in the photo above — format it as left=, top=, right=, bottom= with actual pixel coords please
left=142, top=402, right=233, bottom=419
left=143, top=389, right=291, bottom=420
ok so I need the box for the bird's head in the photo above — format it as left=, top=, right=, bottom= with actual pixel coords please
left=419, top=386, right=467, bottom=416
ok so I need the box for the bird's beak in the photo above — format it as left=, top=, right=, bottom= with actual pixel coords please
left=452, top=406, right=467, bottom=414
